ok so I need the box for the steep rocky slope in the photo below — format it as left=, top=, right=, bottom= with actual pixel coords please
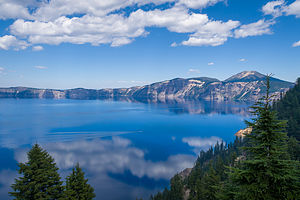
left=0, top=71, right=294, bottom=102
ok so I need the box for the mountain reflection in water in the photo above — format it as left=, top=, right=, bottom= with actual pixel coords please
left=0, top=99, right=250, bottom=199
left=110, top=97, right=251, bottom=116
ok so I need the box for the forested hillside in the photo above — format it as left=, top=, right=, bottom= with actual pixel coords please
left=273, top=78, right=300, bottom=141
left=151, top=77, right=300, bottom=200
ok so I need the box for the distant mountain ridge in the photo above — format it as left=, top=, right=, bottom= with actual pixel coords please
left=0, top=71, right=294, bottom=102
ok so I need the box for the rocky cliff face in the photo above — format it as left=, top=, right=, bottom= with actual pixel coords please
left=0, top=71, right=294, bottom=102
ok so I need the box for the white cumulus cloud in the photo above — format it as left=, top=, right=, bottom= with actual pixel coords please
left=234, top=19, right=275, bottom=38
left=285, top=0, right=300, bottom=17
left=177, top=0, right=225, bottom=9
left=262, top=0, right=286, bottom=17
left=182, top=20, right=240, bottom=46
left=0, top=0, right=33, bottom=20
left=0, top=35, right=29, bottom=50
left=262, top=0, right=300, bottom=18
left=0, top=0, right=286, bottom=50
left=8, top=6, right=241, bottom=48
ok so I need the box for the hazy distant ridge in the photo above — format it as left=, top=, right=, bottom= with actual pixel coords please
left=0, top=71, right=294, bottom=101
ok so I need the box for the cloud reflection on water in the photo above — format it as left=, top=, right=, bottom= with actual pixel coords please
left=182, top=136, right=223, bottom=153
left=11, top=137, right=196, bottom=199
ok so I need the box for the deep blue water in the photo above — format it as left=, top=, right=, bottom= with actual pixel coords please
left=0, top=99, right=250, bottom=200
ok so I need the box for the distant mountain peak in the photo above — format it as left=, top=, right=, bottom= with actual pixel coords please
left=0, top=71, right=294, bottom=101
left=225, top=71, right=266, bottom=82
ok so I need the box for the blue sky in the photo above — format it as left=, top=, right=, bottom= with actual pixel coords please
left=0, top=0, right=299, bottom=89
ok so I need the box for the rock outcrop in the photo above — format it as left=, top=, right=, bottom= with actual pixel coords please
left=0, top=71, right=294, bottom=102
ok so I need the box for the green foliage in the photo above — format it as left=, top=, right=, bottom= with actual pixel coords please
left=151, top=174, right=184, bottom=200
left=187, top=139, right=243, bottom=200
left=273, top=78, right=300, bottom=140
left=169, top=174, right=184, bottom=200
left=229, top=76, right=300, bottom=199
left=151, top=138, right=243, bottom=200
left=65, top=163, right=96, bottom=200
left=151, top=76, right=300, bottom=200
left=197, top=164, right=220, bottom=200
left=10, top=144, right=64, bottom=200
left=287, top=136, right=300, bottom=161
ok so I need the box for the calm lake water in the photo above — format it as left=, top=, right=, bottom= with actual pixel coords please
left=0, top=99, right=250, bottom=200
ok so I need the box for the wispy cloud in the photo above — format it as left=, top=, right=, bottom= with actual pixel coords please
left=208, top=62, right=214, bottom=66
left=188, top=68, right=201, bottom=73
left=32, top=45, right=44, bottom=51
left=171, top=42, right=178, bottom=47
left=239, top=58, right=246, bottom=62
left=0, top=67, right=5, bottom=74
left=34, top=66, right=48, bottom=69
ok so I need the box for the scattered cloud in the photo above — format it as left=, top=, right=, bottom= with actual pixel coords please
left=177, top=0, right=225, bottom=9
left=285, top=0, right=300, bottom=18
left=234, top=19, right=275, bottom=38
left=34, top=65, right=48, bottom=69
left=32, top=45, right=44, bottom=51
left=171, top=42, right=178, bottom=47
left=262, top=0, right=285, bottom=18
left=0, top=0, right=293, bottom=50
left=181, top=20, right=240, bottom=46
left=0, top=0, right=33, bottom=20
left=208, top=62, right=214, bottom=66
left=292, top=40, right=300, bottom=47
left=239, top=58, right=246, bottom=62
left=262, top=0, right=300, bottom=18
left=7, top=6, right=241, bottom=48
left=188, top=68, right=201, bottom=73
left=0, top=35, right=28, bottom=50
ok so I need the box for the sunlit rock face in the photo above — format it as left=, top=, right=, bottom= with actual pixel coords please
left=0, top=71, right=293, bottom=101
left=235, top=127, right=252, bottom=138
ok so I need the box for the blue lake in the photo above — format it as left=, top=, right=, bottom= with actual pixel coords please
left=0, top=99, right=250, bottom=199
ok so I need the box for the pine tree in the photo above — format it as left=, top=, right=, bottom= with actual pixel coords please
left=198, top=164, right=220, bottom=200
left=169, top=174, right=184, bottom=200
left=10, top=144, right=64, bottom=200
left=229, top=76, right=300, bottom=199
left=65, top=163, right=96, bottom=200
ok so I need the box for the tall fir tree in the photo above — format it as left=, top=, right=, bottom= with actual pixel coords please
left=65, top=163, right=96, bottom=200
left=10, top=144, right=64, bottom=200
left=169, top=174, right=184, bottom=200
left=198, top=163, right=220, bottom=200
left=229, top=76, right=300, bottom=199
